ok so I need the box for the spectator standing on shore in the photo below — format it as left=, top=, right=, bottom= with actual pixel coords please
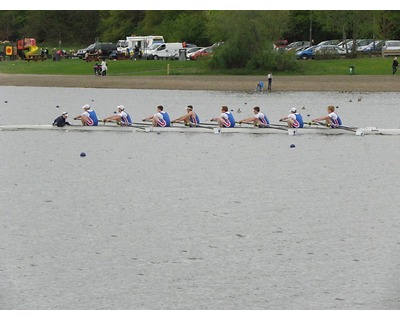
left=267, top=72, right=272, bottom=91
left=101, top=59, right=107, bottom=76
left=133, top=46, right=140, bottom=60
left=392, top=57, right=398, bottom=75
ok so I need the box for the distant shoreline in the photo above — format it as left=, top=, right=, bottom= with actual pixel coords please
left=1, top=74, right=400, bottom=92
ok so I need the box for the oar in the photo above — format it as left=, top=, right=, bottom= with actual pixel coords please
left=100, top=119, right=148, bottom=129
left=171, top=121, right=218, bottom=130
left=312, top=121, right=358, bottom=132
left=132, top=121, right=152, bottom=126
left=233, top=123, right=289, bottom=131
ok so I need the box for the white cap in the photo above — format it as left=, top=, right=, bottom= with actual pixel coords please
left=117, top=105, right=125, bottom=110
left=62, top=112, right=68, bottom=116
left=82, top=104, right=90, bottom=109
left=291, top=107, right=297, bottom=113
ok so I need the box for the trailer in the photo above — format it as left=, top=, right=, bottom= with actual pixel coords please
left=117, top=35, right=165, bottom=57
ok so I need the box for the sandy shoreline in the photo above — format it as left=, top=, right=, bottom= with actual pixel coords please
left=0, top=73, right=399, bottom=92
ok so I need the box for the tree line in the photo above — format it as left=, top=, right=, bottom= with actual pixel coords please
left=1, top=10, right=400, bottom=70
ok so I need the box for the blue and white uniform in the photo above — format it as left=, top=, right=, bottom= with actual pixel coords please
left=82, top=109, right=98, bottom=126
left=155, top=111, right=171, bottom=127
left=255, top=112, right=270, bottom=126
left=221, top=112, right=235, bottom=127
left=119, top=111, right=132, bottom=126
left=288, top=112, right=304, bottom=128
left=329, top=112, right=342, bottom=128
left=190, top=113, right=200, bottom=125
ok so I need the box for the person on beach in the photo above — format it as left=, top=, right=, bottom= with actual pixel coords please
left=73, top=104, right=99, bottom=126
left=211, top=106, right=236, bottom=128
left=103, top=105, right=132, bottom=126
left=238, top=106, right=270, bottom=127
left=392, top=57, right=398, bottom=75
left=279, top=107, right=304, bottom=128
left=255, top=81, right=264, bottom=92
left=267, top=72, right=272, bottom=91
left=93, top=63, right=101, bottom=76
left=52, top=111, right=71, bottom=127
left=101, top=59, right=108, bottom=76
left=312, top=105, right=342, bottom=128
left=171, top=105, right=200, bottom=126
left=142, top=105, right=171, bottom=127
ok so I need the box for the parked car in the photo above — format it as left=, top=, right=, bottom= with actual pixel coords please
left=285, top=41, right=311, bottom=51
left=189, top=47, right=213, bottom=60
left=143, top=42, right=183, bottom=60
left=76, top=42, right=116, bottom=59
left=76, top=43, right=95, bottom=58
left=339, top=39, right=374, bottom=52
left=295, top=45, right=318, bottom=59
left=296, top=45, right=346, bottom=59
left=173, top=46, right=203, bottom=60
left=317, top=40, right=340, bottom=46
left=314, top=45, right=346, bottom=57
left=358, top=40, right=385, bottom=54
left=382, top=40, right=400, bottom=57
left=274, top=39, right=288, bottom=51
left=338, top=39, right=353, bottom=50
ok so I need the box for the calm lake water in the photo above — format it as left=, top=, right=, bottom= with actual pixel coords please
left=1, top=86, right=400, bottom=310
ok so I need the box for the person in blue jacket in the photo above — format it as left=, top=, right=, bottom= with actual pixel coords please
left=211, top=106, right=235, bottom=128
left=143, top=105, right=171, bottom=127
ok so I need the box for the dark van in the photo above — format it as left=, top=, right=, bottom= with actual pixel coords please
left=76, top=42, right=116, bottom=59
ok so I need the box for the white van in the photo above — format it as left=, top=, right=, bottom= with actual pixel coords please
left=116, top=40, right=128, bottom=53
left=144, top=42, right=184, bottom=60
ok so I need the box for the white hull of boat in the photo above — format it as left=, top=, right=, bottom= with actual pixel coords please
left=0, top=124, right=143, bottom=132
left=1, top=124, right=400, bottom=135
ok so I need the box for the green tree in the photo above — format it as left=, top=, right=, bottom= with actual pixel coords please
left=97, top=11, right=145, bottom=42
left=379, top=11, right=400, bottom=39
left=207, top=11, right=295, bottom=70
left=0, top=11, right=27, bottom=40
left=19, top=11, right=101, bottom=45
left=314, top=11, right=377, bottom=53
left=136, top=11, right=209, bottom=45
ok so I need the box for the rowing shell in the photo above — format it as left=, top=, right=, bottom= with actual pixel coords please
left=1, top=124, right=400, bottom=135
left=141, top=126, right=400, bottom=135
left=0, top=124, right=143, bottom=132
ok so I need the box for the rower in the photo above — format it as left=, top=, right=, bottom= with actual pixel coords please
left=103, top=105, right=133, bottom=126
left=237, top=106, right=269, bottom=127
left=211, top=106, right=236, bottom=128
left=73, top=104, right=99, bottom=126
left=171, top=105, right=200, bottom=126
left=279, top=107, right=304, bottom=128
left=142, top=105, right=171, bottom=127
left=312, top=105, right=342, bottom=128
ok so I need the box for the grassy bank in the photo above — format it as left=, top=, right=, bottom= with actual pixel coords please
left=0, top=56, right=396, bottom=76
